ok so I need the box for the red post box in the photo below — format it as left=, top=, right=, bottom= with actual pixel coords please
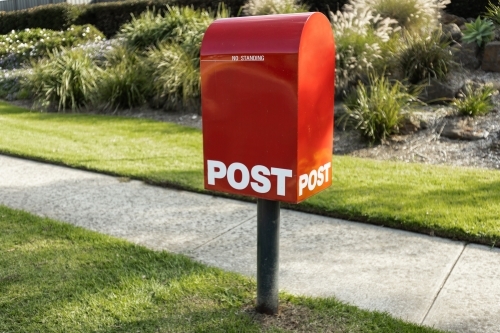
left=201, top=12, right=334, bottom=204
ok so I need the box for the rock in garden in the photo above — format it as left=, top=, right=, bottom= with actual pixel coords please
left=420, top=78, right=463, bottom=103
left=441, top=13, right=466, bottom=26
left=482, top=41, right=500, bottom=72
left=399, top=114, right=421, bottom=135
left=452, top=43, right=481, bottom=70
left=441, top=118, right=489, bottom=140
left=443, top=23, right=462, bottom=43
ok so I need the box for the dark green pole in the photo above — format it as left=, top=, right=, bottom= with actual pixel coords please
left=256, top=199, right=280, bottom=315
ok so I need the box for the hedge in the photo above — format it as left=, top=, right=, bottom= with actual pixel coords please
left=0, top=0, right=248, bottom=38
left=0, top=3, right=84, bottom=34
left=0, top=0, right=490, bottom=38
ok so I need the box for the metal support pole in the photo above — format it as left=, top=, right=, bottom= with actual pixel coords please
left=256, top=199, right=280, bottom=315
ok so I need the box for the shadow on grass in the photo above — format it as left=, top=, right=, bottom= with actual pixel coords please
left=0, top=207, right=443, bottom=333
left=0, top=209, right=255, bottom=331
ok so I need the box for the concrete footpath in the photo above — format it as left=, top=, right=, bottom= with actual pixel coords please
left=1, top=154, right=499, bottom=333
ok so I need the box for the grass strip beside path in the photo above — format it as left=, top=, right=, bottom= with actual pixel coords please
left=1, top=101, right=499, bottom=246
left=0, top=205, right=445, bottom=332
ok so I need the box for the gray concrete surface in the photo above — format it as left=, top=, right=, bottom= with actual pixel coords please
left=1, top=154, right=499, bottom=332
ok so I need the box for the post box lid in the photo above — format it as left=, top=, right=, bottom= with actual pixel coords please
left=201, top=13, right=322, bottom=56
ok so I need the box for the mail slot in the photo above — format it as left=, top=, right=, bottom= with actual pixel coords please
left=201, top=13, right=334, bottom=203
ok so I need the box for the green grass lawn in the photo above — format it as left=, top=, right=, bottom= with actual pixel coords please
left=0, top=205, right=444, bottom=332
left=0, top=101, right=499, bottom=246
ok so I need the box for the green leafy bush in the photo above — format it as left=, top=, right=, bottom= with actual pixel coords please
left=0, top=25, right=104, bottom=69
left=342, top=75, right=419, bottom=142
left=453, top=84, right=495, bottom=116
left=462, top=17, right=495, bottom=47
left=242, top=0, right=309, bottom=15
left=118, top=6, right=216, bottom=51
left=148, top=41, right=201, bottom=111
left=396, top=29, right=454, bottom=84
left=24, top=48, right=101, bottom=111
left=97, top=45, right=152, bottom=110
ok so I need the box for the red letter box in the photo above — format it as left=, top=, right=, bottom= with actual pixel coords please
left=201, top=13, right=334, bottom=204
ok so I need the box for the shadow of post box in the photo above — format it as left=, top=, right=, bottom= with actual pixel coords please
left=201, top=12, right=334, bottom=204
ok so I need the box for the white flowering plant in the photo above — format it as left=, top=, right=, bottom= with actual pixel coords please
left=242, top=0, right=309, bottom=16
left=345, top=0, right=450, bottom=32
left=330, top=6, right=398, bottom=95
left=0, top=24, right=104, bottom=69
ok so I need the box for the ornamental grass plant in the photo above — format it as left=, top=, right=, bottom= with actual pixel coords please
left=484, top=0, right=500, bottom=25
left=118, top=6, right=215, bottom=51
left=343, top=74, right=420, bottom=142
left=97, top=45, right=152, bottom=110
left=453, top=83, right=496, bottom=116
left=148, top=42, right=201, bottom=111
left=25, top=48, right=101, bottom=112
left=395, top=29, right=455, bottom=84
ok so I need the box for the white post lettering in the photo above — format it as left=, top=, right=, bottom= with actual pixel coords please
left=251, top=165, right=271, bottom=193
left=207, top=160, right=226, bottom=185
left=308, top=169, right=317, bottom=191
left=323, top=162, right=331, bottom=182
left=227, top=162, right=250, bottom=190
left=317, top=165, right=324, bottom=186
left=298, top=174, right=308, bottom=196
left=270, top=167, right=292, bottom=196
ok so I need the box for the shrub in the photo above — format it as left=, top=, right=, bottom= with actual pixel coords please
left=395, top=29, right=455, bottom=84
left=342, top=74, right=420, bottom=142
left=24, top=48, right=100, bottom=111
left=148, top=41, right=201, bottom=111
left=345, top=0, right=450, bottom=32
left=0, top=25, right=104, bottom=69
left=453, top=83, right=495, bottom=116
left=242, top=0, right=309, bottom=15
left=97, top=45, right=152, bottom=110
left=118, top=6, right=215, bottom=51
left=462, top=17, right=495, bottom=47
left=330, top=7, right=397, bottom=95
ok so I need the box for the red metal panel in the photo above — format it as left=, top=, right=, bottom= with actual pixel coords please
left=296, top=13, right=335, bottom=200
left=201, top=13, right=334, bottom=203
